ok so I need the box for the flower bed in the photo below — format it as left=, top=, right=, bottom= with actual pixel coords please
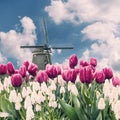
left=0, top=54, right=119, bottom=120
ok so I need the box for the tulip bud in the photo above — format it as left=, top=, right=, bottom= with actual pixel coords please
left=11, top=73, right=22, bottom=87
left=19, top=65, right=26, bottom=78
left=36, top=70, right=48, bottom=83
left=23, top=60, right=30, bottom=70
left=79, top=66, right=94, bottom=84
left=69, top=54, right=78, bottom=68
left=103, top=67, right=113, bottom=79
left=61, top=69, right=77, bottom=83
left=90, top=57, right=97, bottom=67
left=112, top=76, right=120, bottom=87
left=46, top=64, right=58, bottom=79
left=95, top=70, right=105, bottom=83
left=80, top=60, right=89, bottom=67
left=7, top=62, right=15, bottom=75
left=28, top=63, right=38, bottom=76
left=0, top=64, right=7, bottom=75
left=55, top=64, right=61, bottom=75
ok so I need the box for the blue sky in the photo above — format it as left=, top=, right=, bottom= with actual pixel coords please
left=0, top=0, right=120, bottom=72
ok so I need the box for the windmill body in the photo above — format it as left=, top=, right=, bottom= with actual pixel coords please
left=32, top=47, right=51, bottom=70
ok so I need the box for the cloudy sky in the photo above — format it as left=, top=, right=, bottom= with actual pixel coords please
left=0, top=0, right=120, bottom=72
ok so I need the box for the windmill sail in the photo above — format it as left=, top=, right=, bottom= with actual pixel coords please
left=20, top=17, right=73, bottom=70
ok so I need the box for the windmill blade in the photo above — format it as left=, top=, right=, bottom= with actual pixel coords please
left=20, top=45, right=44, bottom=48
left=51, top=46, right=73, bottom=49
left=42, top=17, right=49, bottom=46
left=42, top=17, right=52, bottom=64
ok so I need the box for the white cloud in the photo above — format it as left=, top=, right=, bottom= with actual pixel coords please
left=45, top=0, right=120, bottom=72
left=82, top=22, right=120, bottom=71
left=0, top=16, right=37, bottom=65
left=45, top=0, right=120, bottom=24
left=0, top=52, right=7, bottom=63
left=45, top=1, right=72, bottom=24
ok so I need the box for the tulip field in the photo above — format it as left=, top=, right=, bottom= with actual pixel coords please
left=0, top=54, right=120, bottom=119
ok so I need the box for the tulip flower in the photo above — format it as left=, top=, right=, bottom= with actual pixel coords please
left=112, top=76, right=120, bottom=87
left=0, top=64, right=7, bottom=75
left=7, top=62, right=15, bottom=75
left=35, top=70, right=48, bottom=83
left=61, top=69, right=77, bottom=83
left=28, top=63, right=38, bottom=76
left=79, top=66, right=94, bottom=84
left=55, top=64, right=61, bottom=75
left=90, top=57, right=97, bottom=67
left=19, top=65, right=26, bottom=78
left=11, top=73, right=22, bottom=87
left=103, top=67, right=113, bottom=79
left=80, top=60, right=89, bottom=67
left=23, top=60, right=30, bottom=70
left=69, top=54, right=78, bottom=68
left=95, top=70, right=105, bottom=83
left=46, top=64, right=58, bottom=79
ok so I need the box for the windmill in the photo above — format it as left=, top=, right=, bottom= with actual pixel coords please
left=20, top=17, right=73, bottom=70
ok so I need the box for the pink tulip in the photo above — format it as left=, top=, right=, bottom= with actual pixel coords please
left=112, top=76, right=120, bottom=87
left=90, top=57, right=97, bottom=67
left=55, top=64, right=61, bottom=75
left=11, top=73, right=22, bottom=87
left=46, top=64, right=58, bottom=79
left=103, top=67, right=113, bottom=79
left=61, top=69, right=77, bottom=83
left=95, top=70, right=105, bottom=83
left=36, top=70, right=48, bottom=83
left=79, top=66, right=94, bottom=84
left=23, top=60, right=30, bottom=70
left=69, top=54, right=78, bottom=68
left=19, top=65, right=26, bottom=78
left=80, top=60, right=89, bottom=67
left=28, top=63, right=38, bottom=76
left=7, top=62, right=15, bottom=75
left=0, top=64, right=7, bottom=75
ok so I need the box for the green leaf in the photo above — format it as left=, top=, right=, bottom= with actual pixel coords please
left=93, top=110, right=101, bottom=120
left=72, top=93, right=87, bottom=120
left=59, top=99, right=79, bottom=120
left=0, top=95, right=17, bottom=119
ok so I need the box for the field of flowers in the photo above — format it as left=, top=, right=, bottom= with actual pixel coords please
left=0, top=54, right=120, bottom=120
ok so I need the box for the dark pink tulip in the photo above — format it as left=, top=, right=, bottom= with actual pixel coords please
left=11, top=73, right=22, bottom=87
left=55, top=64, right=61, bottom=75
left=103, top=67, right=113, bottom=79
left=80, top=60, right=89, bottom=67
left=23, top=60, right=30, bottom=70
left=46, top=64, right=58, bottom=79
left=36, top=70, right=48, bottom=83
left=28, top=63, right=38, bottom=76
left=7, top=62, right=15, bottom=75
left=0, top=64, right=7, bottom=75
left=61, top=69, right=77, bottom=83
left=90, top=57, right=97, bottom=67
left=112, top=76, right=120, bottom=87
left=95, top=70, right=105, bottom=83
left=79, top=66, right=94, bottom=84
left=19, top=65, right=26, bottom=78
left=69, top=54, right=78, bottom=68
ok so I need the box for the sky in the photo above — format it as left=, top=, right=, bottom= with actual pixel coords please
left=0, top=0, right=120, bottom=73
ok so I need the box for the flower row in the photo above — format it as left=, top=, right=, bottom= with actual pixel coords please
left=1, top=54, right=120, bottom=87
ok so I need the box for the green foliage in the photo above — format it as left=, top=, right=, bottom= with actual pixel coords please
left=0, top=93, right=19, bottom=119
left=59, top=81, right=116, bottom=120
